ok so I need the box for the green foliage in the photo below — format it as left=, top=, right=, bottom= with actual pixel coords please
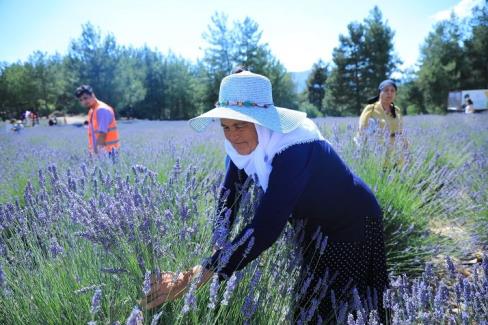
left=199, top=12, right=298, bottom=111
left=305, top=60, right=328, bottom=113
left=409, top=4, right=488, bottom=114
left=1, top=5, right=487, bottom=120
left=298, top=102, right=323, bottom=118
left=0, top=14, right=297, bottom=121
left=417, top=17, right=465, bottom=113
left=463, top=4, right=488, bottom=89
left=395, top=69, right=425, bottom=115
left=325, top=6, right=399, bottom=116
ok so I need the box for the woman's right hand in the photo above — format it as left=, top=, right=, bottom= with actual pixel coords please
left=139, top=265, right=213, bottom=310
left=139, top=271, right=192, bottom=310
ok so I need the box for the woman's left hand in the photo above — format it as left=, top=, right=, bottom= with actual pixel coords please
left=139, top=265, right=213, bottom=310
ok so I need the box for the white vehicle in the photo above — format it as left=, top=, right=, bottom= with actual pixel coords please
left=447, top=89, right=488, bottom=113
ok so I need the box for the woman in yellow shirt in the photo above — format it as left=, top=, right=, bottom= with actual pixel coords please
left=358, top=79, right=407, bottom=167
left=359, top=79, right=402, bottom=141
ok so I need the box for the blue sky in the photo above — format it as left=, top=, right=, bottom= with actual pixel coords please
left=0, top=0, right=483, bottom=72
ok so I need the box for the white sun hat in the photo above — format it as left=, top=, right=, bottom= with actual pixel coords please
left=189, top=71, right=307, bottom=134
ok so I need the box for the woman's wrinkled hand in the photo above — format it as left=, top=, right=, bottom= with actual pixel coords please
left=139, top=265, right=213, bottom=310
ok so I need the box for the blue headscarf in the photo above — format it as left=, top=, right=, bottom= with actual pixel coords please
left=366, top=79, right=398, bottom=118
left=367, top=79, right=398, bottom=104
left=378, top=79, right=397, bottom=92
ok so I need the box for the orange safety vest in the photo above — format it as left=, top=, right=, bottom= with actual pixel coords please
left=87, top=100, right=120, bottom=153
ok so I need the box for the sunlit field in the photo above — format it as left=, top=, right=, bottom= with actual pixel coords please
left=0, top=113, right=487, bottom=324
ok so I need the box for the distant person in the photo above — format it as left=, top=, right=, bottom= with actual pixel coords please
left=83, top=120, right=89, bottom=128
left=9, top=119, right=22, bottom=133
left=357, top=80, right=408, bottom=167
left=48, top=116, right=58, bottom=126
left=32, top=112, right=36, bottom=126
left=465, top=99, right=475, bottom=114
left=74, top=85, right=120, bottom=155
left=358, top=80, right=402, bottom=140
left=31, top=112, right=38, bottom=127
left=23, top=110, right=30, bottom=125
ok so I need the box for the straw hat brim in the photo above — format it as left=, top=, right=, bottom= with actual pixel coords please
left=189, top=105, right=307, bottom=134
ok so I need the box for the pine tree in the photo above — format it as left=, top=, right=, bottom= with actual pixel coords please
left=417, top=14, right=466, bottom=113
left=306, top=60, right=329, bottom=112
left=325, top=7, right=398, bottom=115
left=463, top=3, right=488, bottom=89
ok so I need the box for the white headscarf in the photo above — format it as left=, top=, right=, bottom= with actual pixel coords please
left=224, top=118, right=324, bottom=192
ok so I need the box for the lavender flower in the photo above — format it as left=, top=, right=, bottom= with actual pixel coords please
left=424, top=263, right=434, bottom=282
left=461, top=311, right=469, bottom=325
left=142, top=270, right=151, bottom=295
left=49, top=237, right=64, bottom=258
left=216, top=229, right=254, bottom=270
left=207, top=274, right=220, bottom=309
left=315, top=232, right=323, bottom=250
left=347, top=313, right=356, bottom=325
left=305, top=298, right=320, bottom=322
left=367, top=310, right=380, bottom=325
left=463, top=278, right=472, bottom=304
left=212, top=208, right=232, bottom=248
left=242, top=236, right=255, bottom=259
left=125, top=306, right=143, bottom=325
left=482, top=253, right=488, bottom=278
left=433, top=284, right=445, bottom=321
left=311, top=227, right=321, bottom=242
left=319, top=236, right=328, bottom=255
left=352, top=287, right=364, bottom=313
left=337, top=302, right=349, bottom=324
left=90, top=288, right=102, bottom=314
left=298, top=274, right=313, bottom=298
left=222, top=273, right=238, bottom=306
left=446, top=256, right=456, bottom=278
left=182, top=277, right=198, bottom=314
left=241, top=268, right=262, bottom=320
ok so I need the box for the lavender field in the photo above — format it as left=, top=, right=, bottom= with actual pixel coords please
left=0, top=114, right=487, bottom=324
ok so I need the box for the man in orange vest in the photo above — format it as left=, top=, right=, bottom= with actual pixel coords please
left=75, top=85, right=120, bottom=155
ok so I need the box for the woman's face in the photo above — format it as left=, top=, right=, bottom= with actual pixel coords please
left=379, top=85, right=396, bottom=104
left=221, top=118, right=258, bottom=155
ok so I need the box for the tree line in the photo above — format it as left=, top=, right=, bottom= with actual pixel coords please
left=305, top=4, right=488, bottom=116
left=0, top=4, right=487, bottom=121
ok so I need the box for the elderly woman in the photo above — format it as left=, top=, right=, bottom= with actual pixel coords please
left=142, top=71, right=388, bottom=322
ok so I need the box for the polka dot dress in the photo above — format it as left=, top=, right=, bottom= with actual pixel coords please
left=293, top=216, right=388, bottom=324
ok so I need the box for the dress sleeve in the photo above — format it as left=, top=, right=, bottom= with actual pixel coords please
left=206, top=143, right=314, bottom=278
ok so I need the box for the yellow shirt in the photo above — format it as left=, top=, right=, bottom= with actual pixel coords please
left=359, top=101, right=403, bottom=137
left=357, top=101, right=407, bottom=168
